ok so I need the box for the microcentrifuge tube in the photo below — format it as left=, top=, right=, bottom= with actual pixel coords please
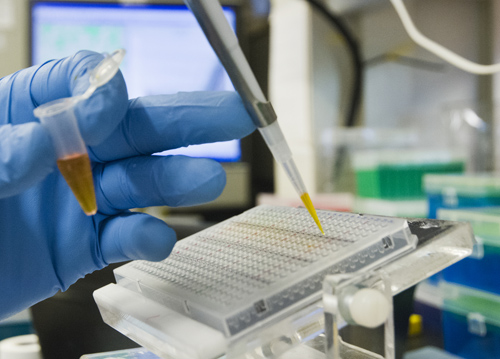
left=33, top=49, right=126, bottom=216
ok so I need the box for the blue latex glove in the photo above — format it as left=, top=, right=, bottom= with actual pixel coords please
left=0, top=51, right=255, bottom=320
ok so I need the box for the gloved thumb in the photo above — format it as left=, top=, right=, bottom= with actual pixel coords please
left=0, top=123, right=56, bottom=199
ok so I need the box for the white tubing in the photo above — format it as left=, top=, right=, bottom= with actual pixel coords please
left=390, top=0, right=500, bottom=75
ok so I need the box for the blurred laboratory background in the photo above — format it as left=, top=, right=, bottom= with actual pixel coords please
left=1, top=0, right=500, bottom=358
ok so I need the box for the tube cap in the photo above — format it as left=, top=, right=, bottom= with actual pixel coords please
left=89, top=49, right=126, bottom=88
left=80, top=49, right=126, bottom=100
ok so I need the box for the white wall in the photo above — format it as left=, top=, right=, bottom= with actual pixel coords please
left=269, top=0, right=352, bottom=196
left=0, top=0, right=29, bottom=78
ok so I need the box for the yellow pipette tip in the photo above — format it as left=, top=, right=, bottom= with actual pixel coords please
left=300, top=193, right=325, bottom=235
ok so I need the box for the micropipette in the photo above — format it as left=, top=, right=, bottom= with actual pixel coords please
left=184, top=0, right=324, bottom=234
left=34, top=49, right=126, bottom=216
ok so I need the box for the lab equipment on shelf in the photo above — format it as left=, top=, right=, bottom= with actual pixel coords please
left=438, top=207, right=500, bottom=295
left=353, top=149, right=465, bottom=200
left=424, top=173, right=500, bottom=218
left=440, top=282, right=500, bottom=359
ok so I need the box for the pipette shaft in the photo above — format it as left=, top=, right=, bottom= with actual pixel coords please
left=184, top=0, right=324, bottom=234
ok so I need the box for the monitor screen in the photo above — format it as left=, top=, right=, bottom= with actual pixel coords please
left=31, top=1, right=241, bottom=162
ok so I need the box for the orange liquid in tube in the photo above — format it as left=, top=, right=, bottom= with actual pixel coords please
left=57, top=153, right=97, bottom=215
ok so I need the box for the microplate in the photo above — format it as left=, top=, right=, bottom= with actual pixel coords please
left=109, top=206, right=417, bottom=337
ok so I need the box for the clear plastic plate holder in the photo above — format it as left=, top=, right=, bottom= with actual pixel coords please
left=323, top=272, right=394, bottom=359
left=93, top=207, right=475, bottom=359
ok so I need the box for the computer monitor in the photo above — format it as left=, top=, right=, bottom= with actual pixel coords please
left=30, top=0, right=241, bottom=162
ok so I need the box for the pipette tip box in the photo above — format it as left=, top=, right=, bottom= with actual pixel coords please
left=353, top=149, right=464, bottom=200
left=438, top=207, right=500, bottom=295
left=425, top=173, right=500, bottom=218
left=441, top=282, right=500, bottom=359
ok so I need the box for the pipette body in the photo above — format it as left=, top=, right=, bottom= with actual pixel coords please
left=184, top=0, right=324, bottom=234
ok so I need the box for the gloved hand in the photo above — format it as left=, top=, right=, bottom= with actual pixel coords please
left=0, top=51, right=255, bottom=320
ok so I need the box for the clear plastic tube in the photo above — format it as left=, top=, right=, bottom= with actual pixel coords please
left=33, top=49, right=126, bottom=216
left=34, top=98, right=96, bottom=215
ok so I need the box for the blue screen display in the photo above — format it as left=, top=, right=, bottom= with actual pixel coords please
left=31, top=2, right=241, bottom=161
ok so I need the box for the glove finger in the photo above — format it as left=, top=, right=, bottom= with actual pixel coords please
left=89, top=91, right=255, bottom=162
left=29, top=50, right=128, bottom=146
left=0, top=123, right=56, bottom=198
left=98, top=212, right=177, bottom=263
left=95, top=155, right=226, bottom=214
